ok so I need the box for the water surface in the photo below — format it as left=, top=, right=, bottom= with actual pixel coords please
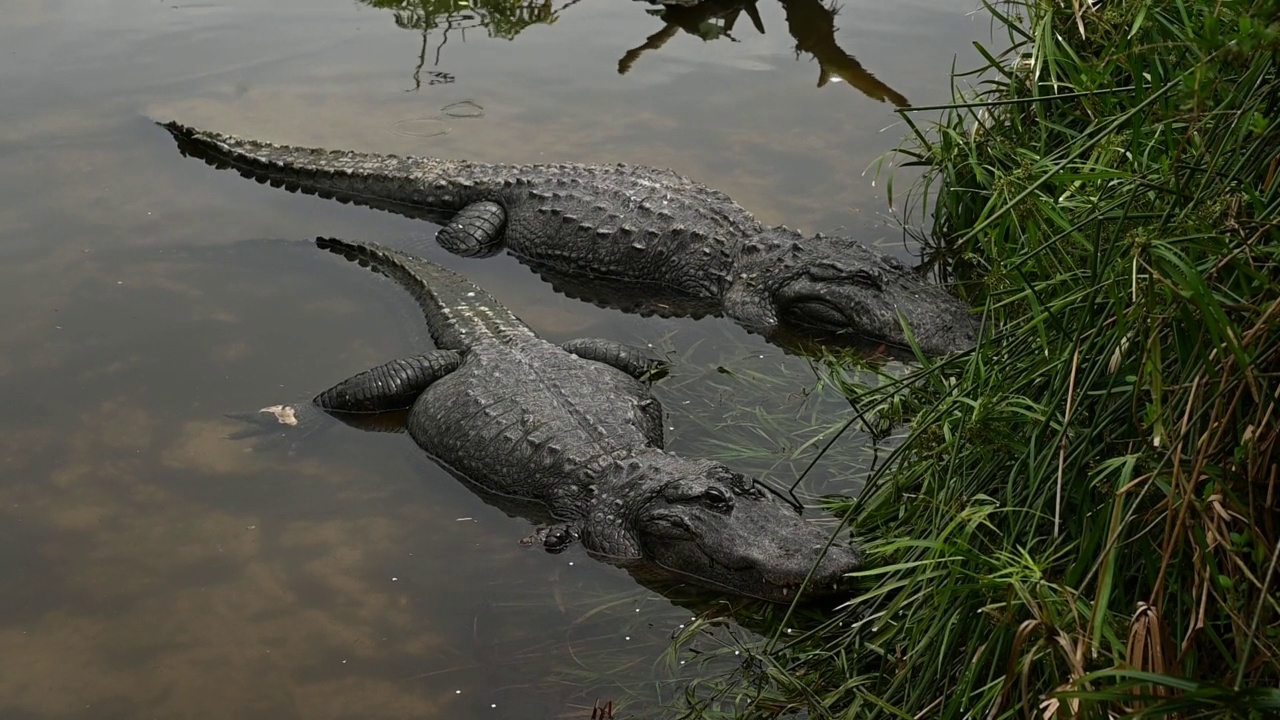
left=0, top=1, right=985, bottom=717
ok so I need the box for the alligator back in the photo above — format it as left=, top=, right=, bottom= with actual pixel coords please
left=409, top=343, right=661, bottom=504
left=315, top=238, right=663, bottom=505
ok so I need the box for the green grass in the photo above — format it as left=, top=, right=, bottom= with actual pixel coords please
left=660, top=1, right=1280, bottom=717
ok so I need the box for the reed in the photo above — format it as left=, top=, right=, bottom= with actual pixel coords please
left=669, top=1, right=1280, bottom=716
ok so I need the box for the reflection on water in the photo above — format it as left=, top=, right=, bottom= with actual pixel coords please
left=617, top=0, right=768, bottom=76
left=621, top=0, right=909, bottom=106
left=779, top=0, right=910, bottom=104
left=365, top=0, right=908, bottom=104
left=0, top=0, right=976, bottom=715
left=363, top=0, right=577, bottom=89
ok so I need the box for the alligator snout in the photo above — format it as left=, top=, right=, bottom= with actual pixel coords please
left=756, top=535, right=862, bottom=599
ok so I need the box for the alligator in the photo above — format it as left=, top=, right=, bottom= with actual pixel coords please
left=162, top=122, right=979, bottom=358
left=238, top=235, right=861, bottom=602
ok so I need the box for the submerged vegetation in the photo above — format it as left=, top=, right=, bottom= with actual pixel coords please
left=667, top=0, right=1280, bottom=717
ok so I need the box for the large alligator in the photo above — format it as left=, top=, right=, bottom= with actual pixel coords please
left=163, top=122, right=979, bottom=358
left=240, top=236, right=861, bottom=602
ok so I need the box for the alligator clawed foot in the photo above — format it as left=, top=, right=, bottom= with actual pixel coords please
left=640, top=358, right=672, bottom=383
left=542, top=526, right=579, bottom=553
left=520, top=525, right=580, bottom=553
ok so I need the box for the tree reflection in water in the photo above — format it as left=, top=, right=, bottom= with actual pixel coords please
left=359, top=0, right=907, bottom=105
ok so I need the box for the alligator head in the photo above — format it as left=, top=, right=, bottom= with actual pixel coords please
left=584, top=454, right=861, bottom=603
left=725, top=227, right=980, bottom=357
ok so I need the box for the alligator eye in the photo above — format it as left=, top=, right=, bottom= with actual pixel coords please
left=850, top=269, right=885, bottom=290
left=702, top=486, right=732, bottom=508
left=789, top=300, right=848, bottom=329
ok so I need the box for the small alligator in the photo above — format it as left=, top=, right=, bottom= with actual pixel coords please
left=163, top=122, right=979, bottom=357
left=242, top=236, right=861, bottom=602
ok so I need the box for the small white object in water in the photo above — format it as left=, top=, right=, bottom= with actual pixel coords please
left=259, top=405, right=298, bottom=426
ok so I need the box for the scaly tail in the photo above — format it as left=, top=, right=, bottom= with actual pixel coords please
left=314, top=237, right=535, bottom=351
left=160, top=121, right=472, bottom=223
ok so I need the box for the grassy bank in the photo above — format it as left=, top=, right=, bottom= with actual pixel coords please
left=673, top=0, right=1280, bottom=717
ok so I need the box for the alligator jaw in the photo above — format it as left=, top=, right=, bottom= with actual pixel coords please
left=735, top=229, right=981, bottom=357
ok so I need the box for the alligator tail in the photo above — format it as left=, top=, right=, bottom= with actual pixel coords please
left=314, top=237, right=534, bottom=351
left=160, top=121, right=469, bottom=222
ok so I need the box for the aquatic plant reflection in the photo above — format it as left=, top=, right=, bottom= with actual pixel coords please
left=359, top=0, right=908, bottom=105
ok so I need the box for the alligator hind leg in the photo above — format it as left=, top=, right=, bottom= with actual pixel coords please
left=561, top=338, right=670, bottom=381
left=436, top=201, right=506, bottom=257
left=226, top=350, right=462, bottom=451
left=313, top=349, right=463, bottom=413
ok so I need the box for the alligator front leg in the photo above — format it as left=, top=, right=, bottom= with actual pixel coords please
left=435, top=201, right=506, bottom=257
left=521, top=524, right=581, bottom=553
left=722, top=281, right=778, bottom=337
left=561, top=338, right=670, bottom=382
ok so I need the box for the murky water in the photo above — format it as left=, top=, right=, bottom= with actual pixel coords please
left=0, top=1, right=985, bottom=717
